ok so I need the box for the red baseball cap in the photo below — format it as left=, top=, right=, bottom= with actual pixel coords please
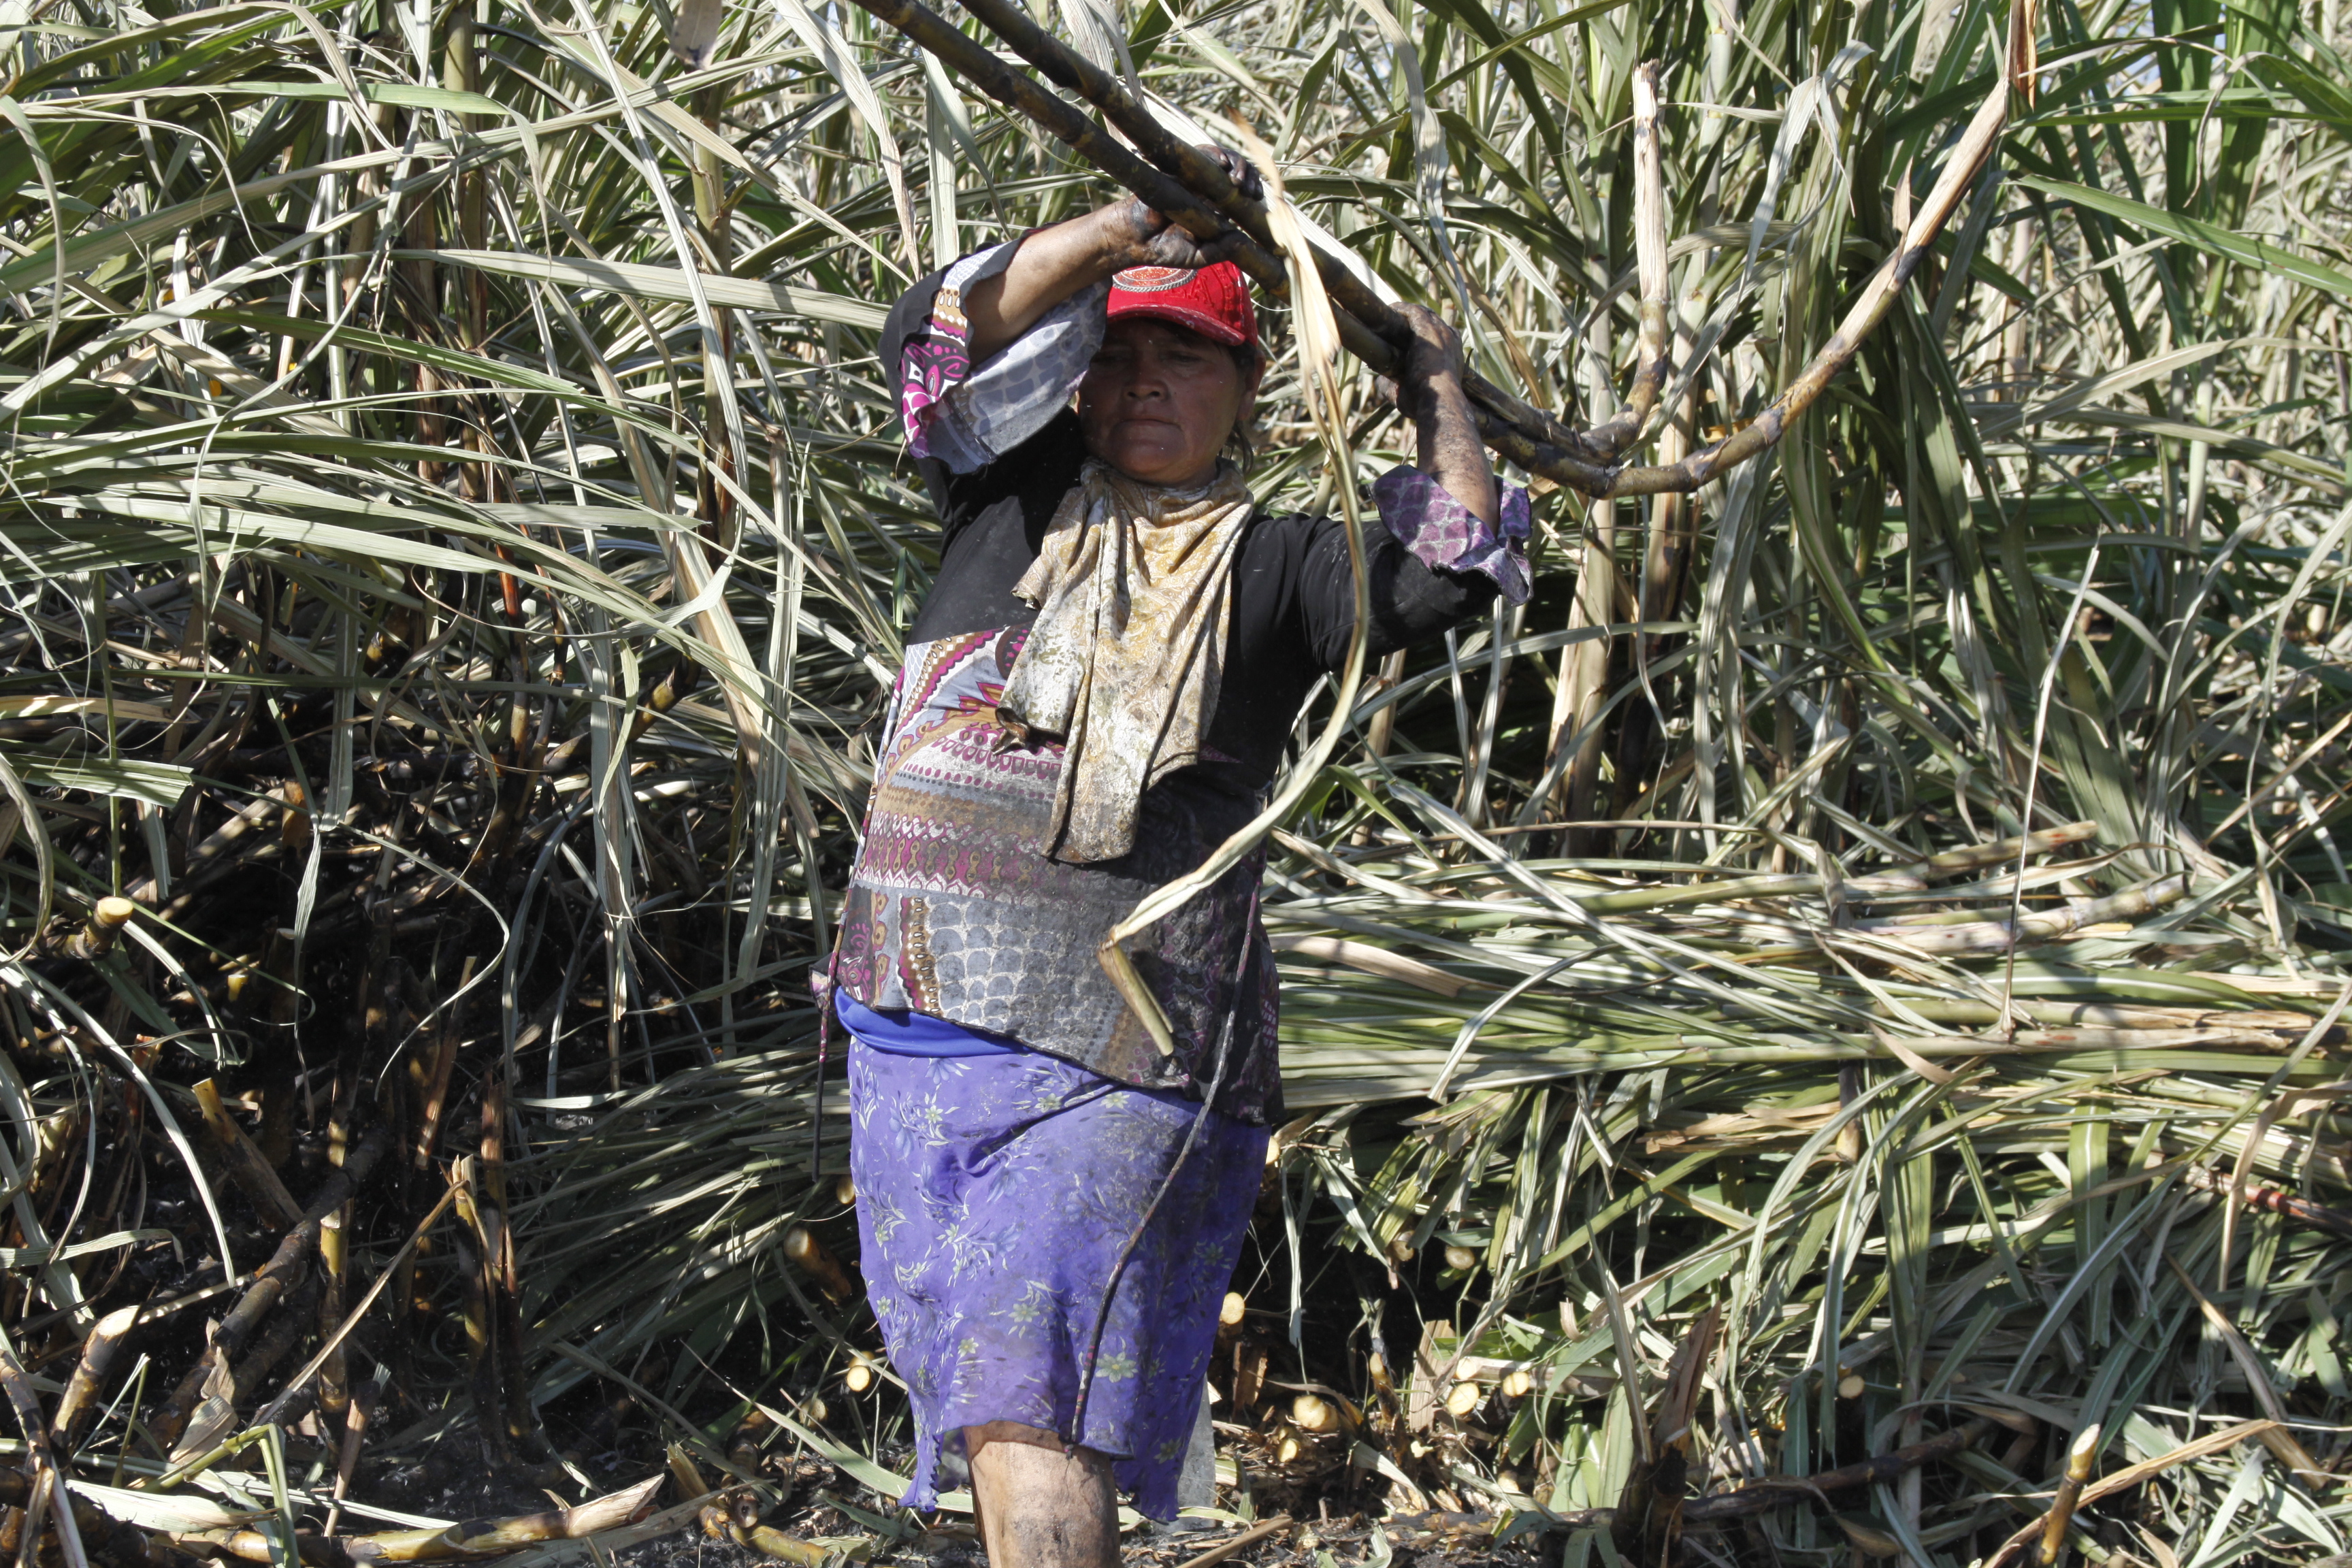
left=1107, top=261, right=1258, bottom=352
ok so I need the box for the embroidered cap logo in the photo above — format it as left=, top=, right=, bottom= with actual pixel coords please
left=1110, top=265, right=1196, bottom=292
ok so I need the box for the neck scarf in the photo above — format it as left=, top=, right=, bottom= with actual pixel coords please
left=997, top=458, right=1256, bottom=864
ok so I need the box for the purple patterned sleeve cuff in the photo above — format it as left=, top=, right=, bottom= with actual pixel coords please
left=900, top=244, right=1003, bottom=464
left=1372, top=464, right=1532, bottom=605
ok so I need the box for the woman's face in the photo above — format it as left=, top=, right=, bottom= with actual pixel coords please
left=1078, top=318, right=1259, bottom=489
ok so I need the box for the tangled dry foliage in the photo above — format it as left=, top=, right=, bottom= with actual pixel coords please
left=0, top=0, right=2349, bottom=1560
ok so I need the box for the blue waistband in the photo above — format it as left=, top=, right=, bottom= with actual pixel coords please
left=837, top=993, right=1024, bottom=1057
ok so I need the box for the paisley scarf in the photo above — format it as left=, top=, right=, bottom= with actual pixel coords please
left=997, top=458, right=1255, bottom=864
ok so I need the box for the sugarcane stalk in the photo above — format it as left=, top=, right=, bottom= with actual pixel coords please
left=716, top=1520, right=832, bottom=1567
left=239, top=1281, right=327, bottom=1394
left=192, top=1079, right=304, bottom=1230
left=2179, top=1164, right=2352, bottom=1241
left=63, top=896, right=137, bottom=961
left=1882, top=998, right=2321, bottom=1034
left=1982, top=1421, right=2278, bottom=1568
left=922, top=0, right=2033, bottom=499
left=1599, top=10, right=2033, bottom=498
left=125, top=785, right=305, bottom=909
left=476, top=1081, right=540, bottom=1458
left=252, top=1177, right=460, bottom=1429
left=316, top=1164, right=350, bottom=1420
left=940, top=0, right=1601, bottom=448
left=1611, top=1302, right=1716, bottom=1563
left=1173, top=1516, right=1294, bottom=1568
left=2036, top=1424, right=2100, bottom=1567
left=144, top=1230, right=309, bottom=1454
left=49, top=1305, right=140, bottom=1458
left=780, top=1226, right=855, bottom=1303
left=412, top=958, right=475, bottom=1171
left=1837, top=872, right=2191, bottom=956
left=1530, top=1416, right=2006, bottom=1529
left=0, top=1332, right=92, bottom=1568
left=451, top=1214, right=507, bottom=1468
left=836, top=0, right=1286, bottom=289
left=0, top=1475, right=164, bottom=1568
left=324, top=1380, right=374, bottom=1538
left=176, top=1475, right=664, bottom=1565
left=1552, top=487, right=1620, bottom=839
left=837, top=0, right=1617, bottom=497
left=1918, top=819, right=2103, bottom=876
left=172, top=1531, right=342, bottom=1568
left=144, top=1127, right=391, bottom=1454
left=1581, top=65, right=1671, bottom=459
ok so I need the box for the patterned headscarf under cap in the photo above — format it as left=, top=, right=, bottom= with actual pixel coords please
left=996, top=457, right=1256, bottom=864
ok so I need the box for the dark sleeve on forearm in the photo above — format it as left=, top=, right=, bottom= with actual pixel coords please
left=882, top=270, right=951, bottom=410
left=1294, top=517, right=1502, bottom=671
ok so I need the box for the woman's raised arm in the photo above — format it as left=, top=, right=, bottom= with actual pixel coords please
left=962, top=148, right=1262, bottom=361
left=1390, top=302, right=1500, bottom=527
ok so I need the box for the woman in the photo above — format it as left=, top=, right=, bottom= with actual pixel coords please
left=825, top=156, right=1527, bottom=1558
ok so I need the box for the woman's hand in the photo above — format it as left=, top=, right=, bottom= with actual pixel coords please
left=1108, top=146, right=1262, bottom=269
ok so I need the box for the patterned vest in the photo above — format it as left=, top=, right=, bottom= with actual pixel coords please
left=832, top=627, right=1282, bottom=1124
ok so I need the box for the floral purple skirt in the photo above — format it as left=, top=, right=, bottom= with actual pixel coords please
left=846, top=1039, right=1267, bottom=1519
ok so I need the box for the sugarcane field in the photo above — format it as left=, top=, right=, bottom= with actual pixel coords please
left=1, top=0, right=2351, bottom=1559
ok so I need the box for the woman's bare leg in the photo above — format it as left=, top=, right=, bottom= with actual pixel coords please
left=964, top=1422, right=1117, bottom=1568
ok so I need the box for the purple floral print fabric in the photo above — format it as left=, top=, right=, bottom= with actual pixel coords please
left=847, top=1037, right=1267, bottom=1520
left=1372, top=464, right=1533, bottom=604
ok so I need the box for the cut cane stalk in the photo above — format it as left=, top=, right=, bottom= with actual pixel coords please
left=1579, top=64, right=1671, bottom=459
left=1983, top=1422, right=2275, bottom=1568
left=1522, top=1416, right=2008, bottom=1530
left=941, top=0, right=1603, bottom=459
left=193, top=1079, right=304, bottom=1230
left=0, top=1336, right=91, bottom=1568
left=2036, top=1424, right=2100, bottom=1567
left=1232, top=1341, right=1267, bottom=1411
left=1176, top=1516, right=1293, bottom=1568
left=48, top=1305, right=140, bottom=1458
left=1290, top=1394, right=1337, bottom=1434
left=176, top=1475, right=664, bottom=1564
left=781, top=1227, right=855, bottom=1303
left=63, top=896, right=137, bottom=961
left=907, top=0, right=2034, bottom=500
left=139, top=1128, right=397, bottom=1454
left=253, top=1179, right=459, bottom=1431
left=836, top=0, right=1616, bottom=491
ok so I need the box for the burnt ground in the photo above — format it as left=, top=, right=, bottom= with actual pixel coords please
left=363, top=1445, right=1554, bottom=1568
left=613, top=1498, right=1556, bottom=1568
